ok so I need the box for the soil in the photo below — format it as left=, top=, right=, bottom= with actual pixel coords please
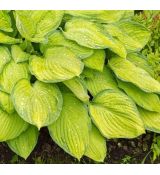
left=0, top=128, right=160, bottom=164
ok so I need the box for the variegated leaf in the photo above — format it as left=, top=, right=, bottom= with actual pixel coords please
left=109, top=56, right=160, bottom=94
left=29, top=47, right=84, bottom=83
left=11, top=79, right=63, bottom=129
left=89, top=89, right=145, bottom=138
left=14, top=11, right=64, bottom=43
left=48, top=92, right=90, bottom=160
left=63, top=18, right=127, bottom=58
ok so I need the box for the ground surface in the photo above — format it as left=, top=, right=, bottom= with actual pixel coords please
left=0, top=128, right=159, bottom=164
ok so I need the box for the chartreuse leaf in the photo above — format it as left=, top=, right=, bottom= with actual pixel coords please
left=63, top=18, right=127, bottom=58
left=7, top=125, right=39, bottom=159
left=138, top=107, right=160, bottom=133
left=89, top=89, right=145, bottom=138
left=118, top=80, right=160, bottom=112
left=0, top=109, right=28, bottom=142
left=0, top=60, right=30, bottom=93
left=84, top=67, right=117, bottom=96
left=127, top=52, right=154, bottom=77
left=0, top=32, right=22, bottom=44
left=65, top=11, right=132, bottom=23
left=0, top=10, right=13, bottom=32
left=40, top=30, right=93, bottom=59
left=63, top=77, right=89, bottom=103
left=83, top=50, right=105, bottom=72
left=11, top=79, right=63, bottom=129
left=48, top=92, right=90, bottom=160
left=116, top=20, right=150, bottom=50
left=29, top=47, right=84, bottom=83
left=11, top=45, right=30, bottom=63
left=103, top=20, right=150, bottom=52
left=109, top=56, right=160, bottom=93
left=0, top=91, right=14, bottom=114
left=85, top=125, right=107, bottom=162
left=0, top=46, right=11, bottom=73
left=14, top=11, right=64, bottom=43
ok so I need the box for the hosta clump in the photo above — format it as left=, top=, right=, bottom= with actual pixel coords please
left=0, top=10, right=159, bottom=162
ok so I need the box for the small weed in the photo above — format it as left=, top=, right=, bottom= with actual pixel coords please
left=121, top=155, right=132, bottom=164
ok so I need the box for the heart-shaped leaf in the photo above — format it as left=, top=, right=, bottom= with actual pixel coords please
left=14, top=11, right=64, bottom=43
left=89, top=89, right=145, bottom=138
left=29, top=47, right=84, bottom=83
left=48, top=92, right=90, bottom=160
left=11, top=79, right=63, bottom=129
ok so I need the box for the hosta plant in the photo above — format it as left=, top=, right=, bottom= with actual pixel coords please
left=0, top=10, right=160, bottom=162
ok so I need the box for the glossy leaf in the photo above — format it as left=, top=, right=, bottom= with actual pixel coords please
left=84, top=67, right=117, bottom=96
left=104, top=20, right=150, bottom=52
left=63, top=18, right=127, bottom=58
left=29, top=47, right=84, bottom=83
left=7, top=126, right=39, bottom=159
left=138, top=107, right=160, bottom=133
left=48, top=93, right=90, bottom=160
left=63, top=77, right=89, bottom=103
left=85, top=125, right=107, bottom=162
left=83, top=50, right=105, bottom=72
left=109, top=56, right=160, bottom=94
left=0, top=46, right=11, bottom=73
left=11, top=79, right=63, bottom=129
left=0, top=60, right=30, bottom=93
left=40, top=30, right=93, bottom=59
left=14, top=11, right=64, bottom=42
left=89, top=89, right=145, bottom=138
left=0, top=109, right=28, bottom=142
left=118, top=80, right=160, bottom=112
